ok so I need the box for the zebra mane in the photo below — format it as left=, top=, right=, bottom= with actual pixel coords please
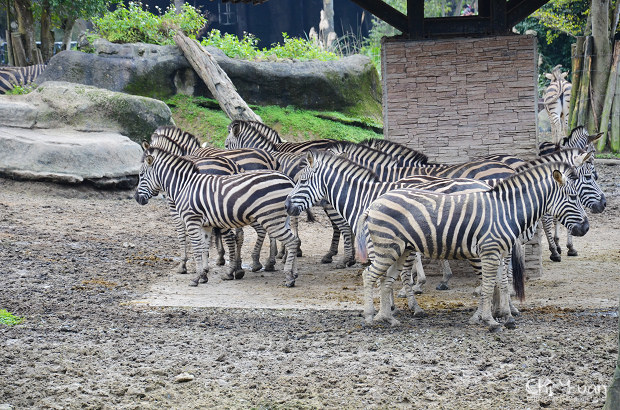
left=311, top=150, right=380, bottom=182
left=491, top=162, right=577, bottom=193
left=358, top=138, right=429, bottom=164
left=229, top=119, right=278, bottom=150
left=516, top=147, right=586, bottom=171
left=149, top=133, right=186, bottom=155
left=153, top=125, right=201, bottom=153
left=145, top=147, right=201, bottom=174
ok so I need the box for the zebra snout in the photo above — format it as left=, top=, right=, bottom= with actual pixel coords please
left=570, top=218, right=589, bottom=237
left=134, top=192, right=149, bottom=206
left=284, top=197, right=301, bottom=216
left=590, top=195, right=606, bottom=214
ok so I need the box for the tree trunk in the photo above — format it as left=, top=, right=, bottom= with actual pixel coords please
left=40, top=0, right=55, bottom=63
left=588, top=0, right=611, bottom=133
left=597, top=41, right=620, bottom=151
left=577, top=37, right=593, bottom=126
left=320, top=0, right=335, bottom=49
left=10, top=31, right=26, bottom=66
left=174, top=32, right=262, bottom=123
left=569, top=37, right=585, bottom=130
left=13, top=0, right=36, bottom=64
left=610, top=75, right=620, bottom=152
left=61, top=18, right=76, bottom=50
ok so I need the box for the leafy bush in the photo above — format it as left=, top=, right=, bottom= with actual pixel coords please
left=93, top=2, right=206, bottom=45
left=5, top=84, right=36, bottom=95
left=201, top=30, right=337, bottom=61
left=0, top=309, right=23, bottom=326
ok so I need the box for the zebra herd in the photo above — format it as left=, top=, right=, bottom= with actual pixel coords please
left=135, top=121, right=606, bottom=331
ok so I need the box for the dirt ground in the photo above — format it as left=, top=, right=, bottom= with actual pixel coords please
left=1, top=163, right=619, bottom=409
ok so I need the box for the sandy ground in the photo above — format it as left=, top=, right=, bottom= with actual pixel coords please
left=1, top=163, right=619, bottom=409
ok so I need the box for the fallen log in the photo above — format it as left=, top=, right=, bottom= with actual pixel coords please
left=174, top=32, right=262, bottom=123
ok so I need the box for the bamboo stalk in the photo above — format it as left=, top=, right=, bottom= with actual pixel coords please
left=10, top=31, right=26, bottom=66
left=569, top=37, right=585, bottom=130
left=174, top=32, right=262, bottom=123
left=577, top=36, right=592, bottom=127
left=598, top=41, right=620, bottom=152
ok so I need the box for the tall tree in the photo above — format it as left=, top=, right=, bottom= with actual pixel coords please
left=13, top=0, right=37, bottom=64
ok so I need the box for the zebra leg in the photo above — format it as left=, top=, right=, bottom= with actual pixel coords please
left=166, top=199, right=189, bottom=275
left=292, top=215, right=302, bottom=257
left=566, top=232, right=578, bottom=256
left=186, top=221, right=211, bottom=286
left=542, top=214, right=562, bottom=262
left=397, top=253, right=426, bottom=317
left=260, top=217, right=299, bottom=287
left=492, top=256, right=516, bottom=328
left=234, top=228, right=245, bottom=278
left=477, top=254, right=502, bottom=331
left=221, top=230, right=245, bottom=280
left=376, top=251, right=411, bottom=326
left=250, top=222, right=266, bottom=272
left=214, top=228, right=226, bottom=266
left=335, top=223, right=356, bottom=269
left=321, top=214, right=341, bottom=264
left=435, top=260, right=453, bottom=291
left=411, top=253, right=427, bottom=294
left=265, top=235, right=277, bottom=272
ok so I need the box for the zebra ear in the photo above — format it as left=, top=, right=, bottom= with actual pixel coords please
left=588, top=132, right=603, bottom=144
left=306, top=151, right=314, bottom=167
left=141, top=140, right=150, bottom=151
left=561, top=72, right=568, bottom=79
left=552, top=170, right=566, bottom=186
left=545, top=73, right=554, bottom=80
left=145, top=155, right=154, bottom=166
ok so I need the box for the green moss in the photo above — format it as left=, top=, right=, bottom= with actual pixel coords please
left=165, top=95, right=383, bottom=147
left=124, top=76, right=174, bottom=101
left=0, top=309, right=23, bottom=326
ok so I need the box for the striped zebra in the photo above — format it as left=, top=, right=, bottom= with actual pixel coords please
left=283, top=150, right=493, bottom=316
left=543, top=65, right=572, bottom=144
left=135, top=147, right=300, bottom=287
left=539, top=126, right=602, bottom=156
left=226, top=119, right=338, bottom=153
left=356, top=161, right=589, bottom=331
left=358, top=138, right=429, bottom=167
left=0, top=64, right=46, bottom=94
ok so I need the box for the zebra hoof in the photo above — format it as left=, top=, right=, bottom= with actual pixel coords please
left=221, top=273, right=235, bottom=281
left=285, top=280, right=295, bottom=288
left=567, top=249, right=578, bottom=257
left=215, top=257, right=225, bottom=266
left=251, top=263, right=262, bottom=272
left=436, top=283, right=449, bottom=291
left=504, top=317, right=516, bottom=329
left=345, top=258, right=357, bottom=267
left=413, top=310, right=427, bottom=318
left=320, top=255, right=333, bottom=264
left=488, top=324, right=502, bottom=333
left=199, top=276, right=208, bottom=284
left=189, top=280, right=199, bottom=287
left=296, top=249, right=303, bottom=257
left=264, top=264, right=276, bottom=272
left=550, top=254, right=561, bottom=262
left=234, top=269, right=245, bottom=280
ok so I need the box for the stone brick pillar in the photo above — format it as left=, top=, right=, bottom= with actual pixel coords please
left=381, top=34, right=543, bottom=279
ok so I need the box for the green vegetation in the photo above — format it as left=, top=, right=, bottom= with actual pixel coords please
left=596, top=152, right=620, bottom=160
left=93, top=2, right=206, bottom=45
left=0, top=309, right=23, bottom=326
left=5, top=84, right=37, bottom=95
left=165, top=95, right=383, bottom=148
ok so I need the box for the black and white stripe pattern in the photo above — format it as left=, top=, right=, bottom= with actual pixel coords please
left=543, top=65, right=572, bottom=144
left=135, top=148, right=300, bottom=287
left=0, top=64, right=46, bottom=94
left=539, top=126, right=603, bottom=156
left=355, top=162, right=589, bottom=330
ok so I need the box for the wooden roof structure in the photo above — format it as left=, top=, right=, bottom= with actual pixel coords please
left=220, top=0, right=551, bottom=39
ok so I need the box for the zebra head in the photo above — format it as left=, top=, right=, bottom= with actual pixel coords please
left=225, top=120, right=278, bottom=151
left=547, top=165, right=589, bottom=237
left=134, top=154, right=160, bottom=206
left=284, top=151, right=326, bottom=217
left=575, top=160, right=606, bottom=213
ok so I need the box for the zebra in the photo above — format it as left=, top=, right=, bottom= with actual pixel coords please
left=0, top=64, right=46, bottom=94
left=539, top=126, right=602, bottom=156
left=355, top=161, right=589, bottom=331
left=283, top=150, right=493, bottom=316
left=135, top=147, right=300, bottom=287
left=226, top=119, right=338, bottom=153
left=357, top=138, right=429, bottom=167
left=543, top=64, right=572, bottom=144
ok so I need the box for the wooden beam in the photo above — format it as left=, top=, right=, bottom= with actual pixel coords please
left=507, top=0, right=550, bottom=27
left=422, top=16, right=492, bottom=37
left=408, top=0, right=424, bottom=39
left=490, top=0, right=508, bottom=33
left=348, top=0, right=409, bottom=34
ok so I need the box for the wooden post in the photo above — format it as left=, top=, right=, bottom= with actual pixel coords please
left=598, top=41, right=620, bottom=152
left=569, top=37, right=585, bottom=130
left=5, top=29, right=14, bottom=66
left=10, top=31, right=26, bottom=66
left=173, top=32, right=262, bottom=123
left=611, top=71, right=620, bottom=152
left=577, top=36, right=592, bottom=127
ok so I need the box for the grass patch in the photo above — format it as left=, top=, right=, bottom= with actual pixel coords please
left=165, top=95, right=383, bottom=148
left=0, top=309, right=23, bottom=326
left=596, top=152, right=620, bottom=159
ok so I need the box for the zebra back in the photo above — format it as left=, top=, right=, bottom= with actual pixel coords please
left=359, top=138, right=428, bottom=167
left=405, top=159, right=517, bottom=181
left=185, top=154, right=242, bottom=175
left=195, top=146, right=278, bottom=171
left=0, top=64, right=46, bottom=94
left=480, top=154, right=527, bottom=170
left=516, top=147, right=590, bottom=171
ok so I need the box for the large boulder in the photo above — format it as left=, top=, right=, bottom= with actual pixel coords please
left=38, top=39, right=382, bottom=118
left=0, top=81, right=174, bottom=143
left=0, top=126, right=142, bottom=187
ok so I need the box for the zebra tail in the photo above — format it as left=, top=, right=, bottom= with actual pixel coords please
left=305, top=209, right=316, bottom=223
left=511, top=241, right=526, bottom=301
left=355, top=211, right=369, bottom=263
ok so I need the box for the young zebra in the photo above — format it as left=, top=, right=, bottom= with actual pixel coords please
left=135, top=147, right=300, bottom=287
left=0, top=64, right=46, bottom=94
left=356, top=162, right=590, bottom=331
left=283, top=150, right=493, bottom=316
